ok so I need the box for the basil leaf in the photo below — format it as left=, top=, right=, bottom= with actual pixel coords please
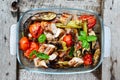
left=38, top=34, right=46, bottom=43
left=69, top=46, right=75, bottom=57
left=29, top=50, right=37, bottom=58
left=82, top=40, right=90, bottom=49
left=85, top=42, right=90, bottom=49
left=37, top=53, right=49, bottom=60
left=80, top=31, right=87, bottom=37
left=82, top=40, right=88, bottom=48
left=87, top=35, right=97, bottom=42
left=78, top=36, right=86, bottom=41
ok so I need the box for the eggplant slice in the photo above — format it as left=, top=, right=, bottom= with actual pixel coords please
left=31, top=12, right=57, bottom=21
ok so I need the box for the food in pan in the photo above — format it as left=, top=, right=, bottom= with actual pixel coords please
left=19, top=12, right=101, bottom=69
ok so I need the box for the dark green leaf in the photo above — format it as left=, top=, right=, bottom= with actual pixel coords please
left=87, top=35, right=97, bottom=42
left=37, top=53, right=49, bottom=60
left=80, top=31, right=87, bottom=37
left=38, top=34, right=46, bottom=43
left=69, top=46, right=75, bottom=57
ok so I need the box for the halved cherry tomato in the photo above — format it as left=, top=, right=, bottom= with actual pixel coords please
left=19, top=37, right=30, bottom=51
left=29, top=42, right=39, bottom=51
left=63, top=34, right=73, bottom=47
left=79, top=15, right=96, bottom=29
left=24, top=42, right=39, bottom=59
left=83, top=53, right=92, bottom=66
left=29, top=22, right=43, bottom=38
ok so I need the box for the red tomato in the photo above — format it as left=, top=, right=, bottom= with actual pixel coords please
left=19, top=37, right=30, bottom=51
left=30, top=42, right=39, bottom=51
left=83, top=53, right=93, bottom=66
left=79, top=15, right=96, bottom=29
left=29, top=22, right=43, bottom=38
left=63, top=34, right=73, bottom=47
left=24, top=42, right=39, bottom=59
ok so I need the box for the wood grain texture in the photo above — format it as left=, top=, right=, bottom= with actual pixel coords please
left=102, top=0, right=120, bottom=80
left=18, top=0, right=102, bottom=80
left=19, top=69, right=100, bottom=80
left=19, top=0, right=102, bottom=13
left=0, top=0, right=17, bottom=80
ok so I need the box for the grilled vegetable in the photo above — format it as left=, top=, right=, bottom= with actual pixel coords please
left=32, top=12, right=56, bottom=21
left=20, top=11, right=100, bottom=69
left=83, top=53, right=92, bottom=66
left=29, top=22, right=43, bottom=38
left=79, top=15, right=96, bottom=29
left=63, top=34, right=73, bottom=47
left=93, top=49, right=100, bottom=66
left=19, top=37, right=30, bottom=51
left=24, top=42, right=39, bottom=59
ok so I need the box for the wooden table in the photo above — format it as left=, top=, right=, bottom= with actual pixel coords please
left=0, top=0, right=120, bottom=80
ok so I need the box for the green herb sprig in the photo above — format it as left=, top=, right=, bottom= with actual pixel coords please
left=78, top=31, right=97, bottom=49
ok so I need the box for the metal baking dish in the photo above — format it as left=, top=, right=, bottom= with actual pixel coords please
left=10, top=8, right=105, bottom=74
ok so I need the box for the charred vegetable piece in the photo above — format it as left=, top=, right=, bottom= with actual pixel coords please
left=66, top=21, right=82, bottom=28
left=59, top=13, right=72, bottom=25
left=29, top=22, right=43, bottom=38
left=38, top=34, right=46, bottom=43
left=40, top=12, right=56, bottom=21
left=93, top=49, right=100, bottom=66
left=79, top=15, right=96, bottom=29
left=83, top=21, right=88, bottom=33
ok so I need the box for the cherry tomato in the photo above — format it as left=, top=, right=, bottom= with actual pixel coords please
left=19, top=37, right=30, bottom=51
left=83, top=53, right=92, bottom=66
left=24, top=42, right=39, bottom=59
left=63, top=34, right=73, bottom=47
left=29, top=22, right=43, bottom=38
left=79, top=15, right=96, bottom=29
left=30, top=42, right=39, bottom=51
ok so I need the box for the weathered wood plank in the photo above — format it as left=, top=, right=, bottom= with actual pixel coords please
left=102, top=0, right=120, bottom=80
left=19, top=0, right=102, bottom=13
left=19, top=69, right=100, bottom=80
left=0, top=0, right=17, bottom=80
left=19, top=0, right=102, bottom=80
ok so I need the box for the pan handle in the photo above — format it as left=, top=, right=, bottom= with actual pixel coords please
left=104, top=26, right=111, bottom=57
left=10, top=23, right=18, bottom=55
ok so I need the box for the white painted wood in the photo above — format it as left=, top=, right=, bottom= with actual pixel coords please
left=19, top=69, right=100, bottom=80
left=102, top=0, right=120, bottom=80
left=0, top=0, right=17, bottom=80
